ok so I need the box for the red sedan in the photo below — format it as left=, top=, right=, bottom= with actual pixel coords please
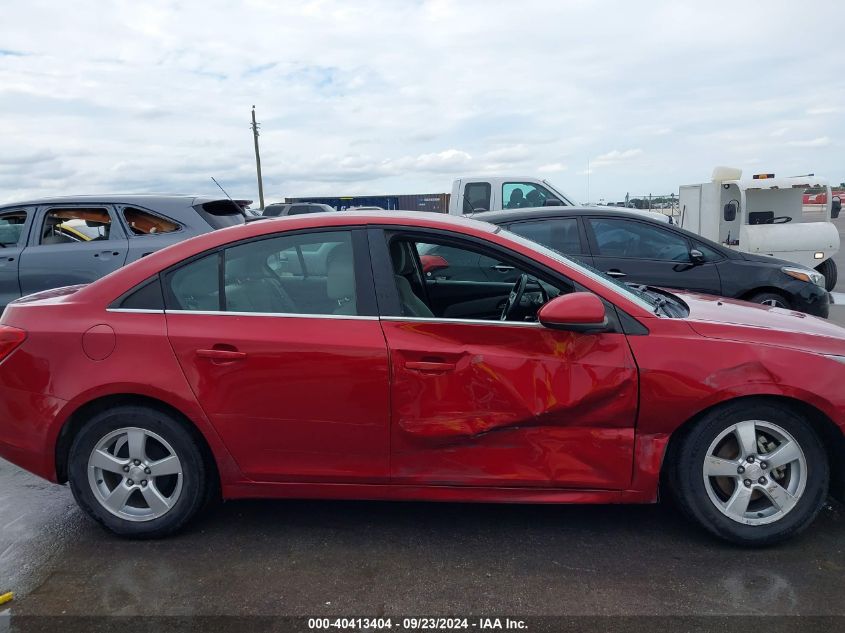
left=0, top=211, right=843, bottom=545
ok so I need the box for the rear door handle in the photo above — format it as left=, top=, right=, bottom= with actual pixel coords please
left=405, top=361, right=455, bottom=373
left=606, top=269, right=626, bottom=277
left=196, top=348, right=247, bottom=361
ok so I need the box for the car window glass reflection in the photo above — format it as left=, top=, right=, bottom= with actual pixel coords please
left=166, top=231, right=358, bottom=316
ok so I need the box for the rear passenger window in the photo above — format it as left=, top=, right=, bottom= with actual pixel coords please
left=508, top=218, right=582, bottom=254
left=41, top=208, right=112, bottom=245
left=167, top=253, right=221, bottom=311
left=164, top=231, right=360, bottom=316
left=116, top=276, right=165, bottom=310
left=123, top=208, right=180, bottom=236
left=225, top=231, right=357, bottom=315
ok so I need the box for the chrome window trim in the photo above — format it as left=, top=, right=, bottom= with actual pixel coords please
left=162, top=309, right=378, bottom=321
left=107, top=308, right=540, bottom=326
left=106, top=308, right=165, bottom=314
left=380, top=316, right=542, bottom=328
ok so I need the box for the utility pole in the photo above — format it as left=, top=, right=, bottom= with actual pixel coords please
left=251, top=105, right=265, bottom=210
left=586, top=158, right=590, bottom=204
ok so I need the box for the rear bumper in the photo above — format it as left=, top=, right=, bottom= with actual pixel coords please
left=0, top=385, right=66, bottom=482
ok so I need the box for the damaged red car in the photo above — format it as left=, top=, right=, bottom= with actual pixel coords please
left=0, top=211, right=843, bottom=545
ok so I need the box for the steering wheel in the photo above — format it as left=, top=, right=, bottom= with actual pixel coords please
left=500, top=274, right=529, bottom=321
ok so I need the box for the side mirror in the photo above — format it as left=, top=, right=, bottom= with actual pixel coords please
left=420, top=254, right=449, bottom=275
left=537, top=293, right=608, bottom=333
left=544, top=198, right=563, bottom=207
left=690, top=249, right=705, bottom=264
left=723, top=202, right=737, bottom=222
left=832, top=196, right=841, bottom=219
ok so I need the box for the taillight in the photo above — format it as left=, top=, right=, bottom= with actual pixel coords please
left=0, top=325, right=26, bottom=362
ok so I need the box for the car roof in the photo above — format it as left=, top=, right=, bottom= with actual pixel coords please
left=472, top=206, right=665, bottom=223
left=472, top=206, right=738, bottom=256
left=0, top=194, right=236, bottom=210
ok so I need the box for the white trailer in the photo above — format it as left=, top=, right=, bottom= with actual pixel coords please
left=679, top=167, right=841, bottom=290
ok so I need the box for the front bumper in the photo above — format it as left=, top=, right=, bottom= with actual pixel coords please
left=786, top=280, right=831, bottom=318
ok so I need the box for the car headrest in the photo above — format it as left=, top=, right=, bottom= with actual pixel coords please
left=390, top=241, right=411, bottom=275
left=326, top=244, right=355, bottom=300
left=225, top=256, right=251, bottom=281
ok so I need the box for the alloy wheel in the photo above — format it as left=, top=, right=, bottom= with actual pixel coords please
left=702, top=419, right=807, bottom=525
left=86, top=426, right=184, bottom=522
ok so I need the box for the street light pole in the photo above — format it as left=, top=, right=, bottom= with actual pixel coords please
left=251, top=105, right=265, bottom=210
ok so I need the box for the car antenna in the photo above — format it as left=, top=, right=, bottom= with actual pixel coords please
left=211, top=176, right=247, bottom=218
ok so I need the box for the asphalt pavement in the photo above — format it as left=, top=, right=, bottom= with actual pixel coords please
left=2, top=216, right=845, bottom=628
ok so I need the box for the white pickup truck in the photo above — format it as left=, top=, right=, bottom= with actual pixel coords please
left=447, top=176, right=670, bottom=223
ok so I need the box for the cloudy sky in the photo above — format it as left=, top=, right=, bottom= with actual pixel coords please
left=1, top=0, right=843, bottom=205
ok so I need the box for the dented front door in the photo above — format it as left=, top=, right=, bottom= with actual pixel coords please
left=381, top=319, right=638, bottom=489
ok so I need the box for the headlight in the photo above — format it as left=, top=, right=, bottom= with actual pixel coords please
left=782, top=266, right=826, bottom=288
left=824, top=355, right=845, bottom=365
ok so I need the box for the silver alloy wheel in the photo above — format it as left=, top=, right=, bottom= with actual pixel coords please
left=702, top=420, right=807, bottom=525
left=87, top=426, right=183, bottom=522
left=760, top=298, right=787, bottom=308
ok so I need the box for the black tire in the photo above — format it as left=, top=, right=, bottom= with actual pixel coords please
left=669, top=400, right=828, bottom=546
left=815, top=258, right=837, bottom=292
left=68, top=405, right=207, bottom=539
left=748, top=291, right=792, bottom=310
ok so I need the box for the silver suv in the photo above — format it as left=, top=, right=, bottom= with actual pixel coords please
left=0, top=194, right=248, bottom=309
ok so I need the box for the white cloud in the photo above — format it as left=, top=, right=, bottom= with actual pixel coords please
left=807, top=106, right=839, bottom=115
left=0, top=0, right=843, bottom=202
left=538, top=163, right=568, bottom=173
left=590, top=149, right=644, bottom=169
left=786, top=137, right=831, bottom=148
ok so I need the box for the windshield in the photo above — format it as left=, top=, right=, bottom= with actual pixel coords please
left=497, top=227, right=671, bottom=314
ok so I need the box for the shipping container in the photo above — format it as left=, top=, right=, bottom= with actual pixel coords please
left=285, top=193, right=450, bottom=212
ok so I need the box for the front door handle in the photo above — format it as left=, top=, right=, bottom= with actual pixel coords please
left=196, top=348, right=247, bottom=362
left=606, top=269, right=626, bottom=278
left=94, top=250, right=121, bottom=259
left=491, top=265, right=515, bottom=273
left=405, top=360, right=455, bottom=373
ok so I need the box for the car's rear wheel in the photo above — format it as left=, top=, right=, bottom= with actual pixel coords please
left=670, top=400, right=828, bottom=546
left=748, top=291, right=792, bottom=310
left=815, top=258, right=837, bottom=292
left=68, top=405, right=207, bottom=538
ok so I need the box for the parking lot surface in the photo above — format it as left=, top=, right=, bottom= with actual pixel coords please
left=1, top=216, right=845, bottom=624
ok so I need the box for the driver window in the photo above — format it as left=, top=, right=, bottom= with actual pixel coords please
left=502, top=182, right=557, bottom=209
left=0, top=210, right=28, bottom=247
left=589, top=218, right=691, bottom=262
left=389, top=236, right=572, bottom=322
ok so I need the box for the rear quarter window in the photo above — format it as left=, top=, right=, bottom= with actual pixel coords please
left=195, top=200, right=246, bottom=229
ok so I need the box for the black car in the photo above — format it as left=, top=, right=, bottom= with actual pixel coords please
left=442, top=207, right=830, bottom=318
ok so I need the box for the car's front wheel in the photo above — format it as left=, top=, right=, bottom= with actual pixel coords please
left=670, top=400, right=828, bottom=546
left=68, top=404, right=208, bottom=538
left=748, top=291, right=792, bottom=310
